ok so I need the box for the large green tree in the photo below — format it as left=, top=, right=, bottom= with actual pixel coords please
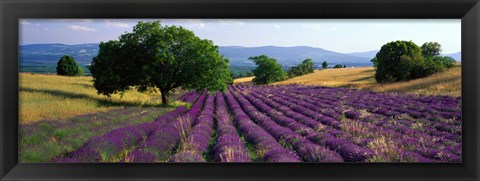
left=374, top=40, right=423, bottom=82
left=250, top=55, right=286, bottom=85
left=56, top=55, right=83, bottom=76
left=89, top=21, right=232, bottom=104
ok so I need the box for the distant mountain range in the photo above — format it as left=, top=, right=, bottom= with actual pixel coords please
left=346, top=50, right=461, bottom=61
left=19, top=43, right=461, bottom=69
left=20, top=44, right=373, bottom=67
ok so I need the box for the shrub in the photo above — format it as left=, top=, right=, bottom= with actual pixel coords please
left=56, top=55, right=83, bottom=76
left=287, top=58, right=314, bottom=78
left=333, top=64, right=343, bottom=69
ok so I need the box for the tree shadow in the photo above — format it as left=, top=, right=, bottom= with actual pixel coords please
left=351, top=76, right=375, bottom=82
left=20, top=87, right=157, bottom=107
left=69, top=82, right=94, bottom=89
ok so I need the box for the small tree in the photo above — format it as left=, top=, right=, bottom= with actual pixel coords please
left=421, top=42, right=442, bottom=58
left=287, top=58, right=315, bottom=78
left=250, top=55, right=286, bottom=85
left=322, top=61, right=328, bottom=69
left=56, top=55, right=83, bottom=76
left=89, top=21, right=232, bottom=105
left=333, top=64, right=343, bottom=68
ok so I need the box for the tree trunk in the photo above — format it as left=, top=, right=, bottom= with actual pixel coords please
left=161, top=91, right=169, bottom=105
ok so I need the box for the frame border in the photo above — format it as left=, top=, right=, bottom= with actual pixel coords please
left=1, top=0, right=479, bottom=180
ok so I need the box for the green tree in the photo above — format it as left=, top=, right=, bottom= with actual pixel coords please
left=431, top=56, right=456, bottom=68
left=250, top=55, right=286, bottom=85
left=287, top=58, right=315, bottom=77
left=421, top=42, right=442, bottom=58
left=322, top=61, right=328, bottom=68
left=374, top=40, right=423, bottom=83
left=56, top=55, right=83, bottom=76
left=89, top=21, right=232, bottom=105
left=333, top=64, right=343, bottom=68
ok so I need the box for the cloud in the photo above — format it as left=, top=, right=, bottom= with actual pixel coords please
left=105, top=20, right=130, bottom=28
left=43, top=27, right=49, bottom=31
left=302, top=24, right=323, bottom=31
left=218, top=20, right=246, bottom=26
left=174, top=19, right=207, bottom=29
left=68, top=25, right=97, bottom=32
left=273, top=25, right=282, bottom=29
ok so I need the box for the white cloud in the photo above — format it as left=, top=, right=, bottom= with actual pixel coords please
left=105, top=20, right=130, bottom=28
left=68, top=25, right=97, bottom=32
left=273, top=25, right=282, bottom=29
left=330, top=27, right=338, bottom=31
left=43, top=27, right=49, bottom=31
left=302, top=24, right=323, bottom=31
left=175, top=19, right=207, bottom=29
left=218, top=20, right=246, bottom=26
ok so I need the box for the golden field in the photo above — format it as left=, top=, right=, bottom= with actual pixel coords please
left=19, top=73, right=185, bottom=124
left=270, top=66, right=461, bottom=97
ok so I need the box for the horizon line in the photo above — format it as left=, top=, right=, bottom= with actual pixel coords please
left=19, top=42, right=462, bottom=55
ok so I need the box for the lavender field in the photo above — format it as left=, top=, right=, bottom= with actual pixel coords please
left=56, top=84, right=462, bottom=163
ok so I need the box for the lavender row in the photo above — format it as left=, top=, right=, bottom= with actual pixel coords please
left=229, top=86, right=344, bottom=162
left=224, top=91, right=302, bottom=162
left=126, top=93, right=207, bottom=162
left=168, top=95, right=216, bottom=162
left=244, top=85, right=460, bottom=162
left=56, top=106, right=188, bottom=162
left=213, top=92, right=251, bottom=162
left=238, top=86, right=379, bottom=162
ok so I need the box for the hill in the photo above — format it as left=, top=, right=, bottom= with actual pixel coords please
left=219, top=46, right=372, bottom=67
left=20, top=44, right=374, bottom=73
left=347, top=50, right=462, bottom=61
left=270, top=66, right=461, bottom=97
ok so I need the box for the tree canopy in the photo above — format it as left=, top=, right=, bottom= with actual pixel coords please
left=373, top=40, right=456, bottom=83
left=421, top=42, right=442, bottom=58
left=56, top=55, right=83, bottom=76
left=287, top=58, right=315, bottom=78
left=373, top=40, right=423, bottom=82
left=322, top=61, right=328, bottom=69
left=250, top=55, right=286, bottom=85
left=89, top=21, right=232, bottom=104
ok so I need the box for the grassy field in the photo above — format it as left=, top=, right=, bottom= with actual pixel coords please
left=271, top=66, right=461, bottom=97
left=19, top=73, right=187, bottom=124
left=19, top=73, right=190, bottom=162
left=19, top=107, right=175, bottom=162
left=233, top=76, right=255, bottom=84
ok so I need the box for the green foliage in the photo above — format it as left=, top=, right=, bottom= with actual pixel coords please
left=374, top=40, right=456, bottom=83
left=431, top=56, right=456, bottom=68
left=322, top=61, right=328, bottom=69
left=250, top=55, right=286, bottom=85
left=421, top=42, right=441, bottom=58
left=56, top=55, right=83, bottom=76
left=89, top=21, right=232, bottom=104
left=333, top=64, right=344, bottom=68
left=374, top=40, right=423, bottom=83
left=287, top=58, right=315, bottom=78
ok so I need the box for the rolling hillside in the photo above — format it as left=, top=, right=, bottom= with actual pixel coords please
left=271, top=66, right=461, bottom=97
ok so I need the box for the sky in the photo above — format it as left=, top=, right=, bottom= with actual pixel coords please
left=19, top=19, right=461, bottom=54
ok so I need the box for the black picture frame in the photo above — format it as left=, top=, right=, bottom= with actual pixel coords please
left=1, top=0, right=479, bottom=180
